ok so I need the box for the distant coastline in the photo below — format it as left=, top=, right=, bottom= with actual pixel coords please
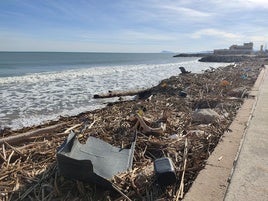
left=174, top=53, right=267, bottom=63
left=173, top=52, right=212, bottom=58
left=173, top=42, right=268, bottom=62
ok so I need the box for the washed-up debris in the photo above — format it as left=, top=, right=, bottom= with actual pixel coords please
left=179, top=91, right=187, bottom=97
left=192, top=109, right=221, bottom=124
left=0, top=123, right=66, bottom=145
left=179, top=67, right=191, bottom=74
left=219, top=79, right=230, bottom=87
left=154, top=157, right=177, bottom=186
left=57, top=131, right=136, bottom=188
left=0, top=60, right=266, bottom=201
left=227, top=87, right=248, bottom=98
left=93, top=89, right=151, bottom=99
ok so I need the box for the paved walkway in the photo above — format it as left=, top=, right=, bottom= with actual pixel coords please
left=224, top=67, right=268, bottom=201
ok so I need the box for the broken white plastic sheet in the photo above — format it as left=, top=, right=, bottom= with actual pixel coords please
left=57, top=131, right=136, bottom=187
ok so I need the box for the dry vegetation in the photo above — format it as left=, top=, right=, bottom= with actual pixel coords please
left=0, top=60, right=265, bottom=201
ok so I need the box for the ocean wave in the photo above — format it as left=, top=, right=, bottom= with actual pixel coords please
left=0, top=60, right=228, bottom=130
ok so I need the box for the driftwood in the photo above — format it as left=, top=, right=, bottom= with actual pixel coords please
left=93, top=89, right=151, bottom=99
left=132, top=114, right=166, bottom=134
left=63, top=123, right=82, bottom=133
left=0, top=123, right=66, bottom=145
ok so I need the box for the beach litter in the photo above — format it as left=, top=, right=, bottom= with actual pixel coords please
left=57, top=131, right=136, bottom=188
left=0, top=60, right=265, bottom=200
left=179, top=67, right=191, bottom=74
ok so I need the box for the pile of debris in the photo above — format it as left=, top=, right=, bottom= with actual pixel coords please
left=0, top=60, right=265, bottom=200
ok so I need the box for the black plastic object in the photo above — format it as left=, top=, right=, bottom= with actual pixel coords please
left=154, top=157, right=176, bottom=186
left=179, top=66, right=191, bottom=74
left=179, top=91, right=187, bottom=97
left=57, top=131, right=136, bottom=187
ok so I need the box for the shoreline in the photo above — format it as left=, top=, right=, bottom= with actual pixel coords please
left=174, top=53, right=268, bottom=63
left=0, top=58, right=267, bottom=200
left=0, top=56, right=226, bottom=131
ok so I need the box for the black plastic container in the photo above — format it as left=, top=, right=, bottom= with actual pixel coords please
left=154, top=157, right=176, bottom=186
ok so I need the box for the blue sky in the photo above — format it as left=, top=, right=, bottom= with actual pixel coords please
left=0, top=0, right=267, bottom=52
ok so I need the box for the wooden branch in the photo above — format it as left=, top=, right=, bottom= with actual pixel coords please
left=87, top=118, right=96, bottom=130
left=63, top=123, right=82, bottom=133
left=176, top=138, right=188, bottom=200
left=112, top=183, right=132, bottom=201
left=93, top=89, right=151, bottom=99
left=0, top=123, right=66, bottom=145
left=3, top=141, right=23, bottom=155
left=135, top=114, right=166, bottom=134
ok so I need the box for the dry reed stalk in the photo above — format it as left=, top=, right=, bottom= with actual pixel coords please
left=176, top=138, right=188, bottom=200
left=0, top=123, right=66, bottom=145
left=112, top=183, right=132, bottom=201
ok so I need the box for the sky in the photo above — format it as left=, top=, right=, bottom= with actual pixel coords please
left=0, top=0, right=267, bottom=53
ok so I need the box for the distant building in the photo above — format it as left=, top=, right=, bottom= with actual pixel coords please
left=214, top=42, right=254, bottom=55
left=260, top=45, right=264, bottom=52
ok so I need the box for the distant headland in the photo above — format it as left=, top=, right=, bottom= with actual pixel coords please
left=174, top=42, right=268, bottom=62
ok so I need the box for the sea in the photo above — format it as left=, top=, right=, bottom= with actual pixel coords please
left=0, top=52, right=229, bottom=130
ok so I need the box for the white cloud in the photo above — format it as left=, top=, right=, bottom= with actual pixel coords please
left=161, top=5, right=212, bottom=18
left=122, top=30, right=177, bottom=41
left=207, top=0, right=268, bottom=10
left=191, top=29, right=242, bottom=39
left=0, top=29, right=179, bottom=52
left=120, top=0, right=215, bottom=26
left=78, top=29, right=177, bottom=44
left=190, top=27, right=268, bottom=51
left=1, top=0, right=267, bottom=53
left=249, top=35, right=267, bottom=42
left=236, top=0, right=268, bottom=8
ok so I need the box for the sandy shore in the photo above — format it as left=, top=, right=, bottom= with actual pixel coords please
left=0, top=58, right=267, bottom=200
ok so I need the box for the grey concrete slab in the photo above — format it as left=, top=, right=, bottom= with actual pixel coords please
left=224, top=67, right=268, bottom=201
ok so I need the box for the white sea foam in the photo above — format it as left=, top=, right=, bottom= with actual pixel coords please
left=0, top=59, right=228, bottom=130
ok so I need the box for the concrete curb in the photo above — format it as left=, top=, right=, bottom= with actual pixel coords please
left=224, top=66, right=268, bottom=201
left=223, top=67, right=267, bottom=200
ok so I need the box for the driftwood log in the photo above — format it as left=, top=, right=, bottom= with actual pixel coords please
left=93, top=89, right=152, bottom=99
left=0, top=123, right=66, bottom=145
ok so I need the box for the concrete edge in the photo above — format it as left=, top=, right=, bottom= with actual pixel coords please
left=183, top=67, right=266, bottom=201
left=223, top=66, right=267, bottom=200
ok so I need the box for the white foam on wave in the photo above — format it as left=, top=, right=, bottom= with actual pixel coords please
left=0, top=59, right=229, bottom=130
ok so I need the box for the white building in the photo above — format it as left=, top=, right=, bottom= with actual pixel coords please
left=214, top=42, right=254, bottom=55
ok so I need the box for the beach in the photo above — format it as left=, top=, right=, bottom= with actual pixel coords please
left=1, top=0, right=268, bottom=199
left=0, top=57, right=267, bottom=200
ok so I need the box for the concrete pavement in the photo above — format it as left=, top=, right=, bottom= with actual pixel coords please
left=224, top=67, right=268, bottom=200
